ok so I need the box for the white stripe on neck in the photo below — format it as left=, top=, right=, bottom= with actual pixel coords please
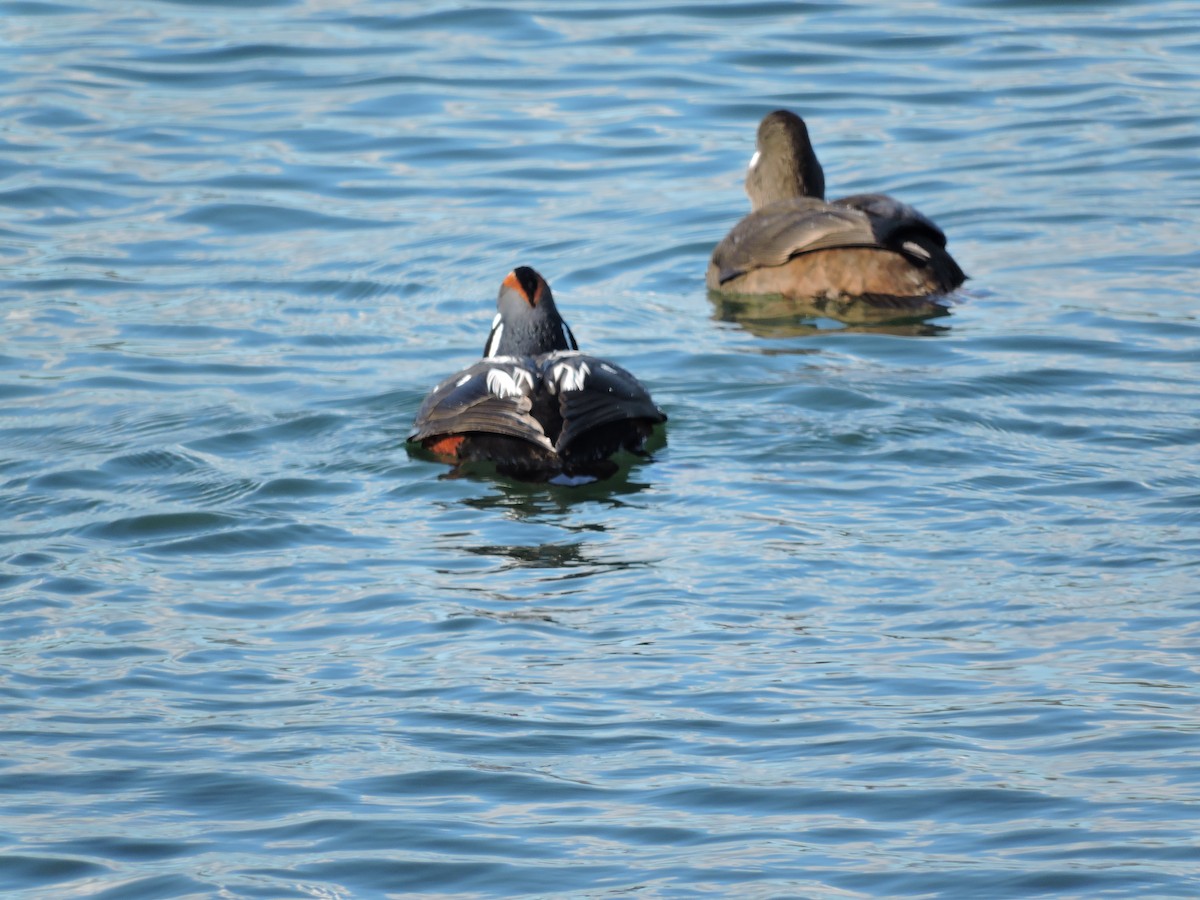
left=485, top=321, right=504, bottom=358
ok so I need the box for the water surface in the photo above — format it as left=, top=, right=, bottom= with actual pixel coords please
left=2, top=1, right=1199, bottom=897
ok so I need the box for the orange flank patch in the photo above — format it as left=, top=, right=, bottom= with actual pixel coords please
left=425, top=435, right=465, bottom=458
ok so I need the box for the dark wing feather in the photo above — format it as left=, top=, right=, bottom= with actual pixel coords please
left=543, top=353, right=666, bottom=452
left=710, top=197, right=880, bottom=284
left=408, top=359, right=553, bottom=450
left=833, top=193, right=948, bottom=248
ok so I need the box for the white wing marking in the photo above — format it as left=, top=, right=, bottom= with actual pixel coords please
left=486, top=366, right=533, bottom=399
left=551, top=359, right=590, bottom=393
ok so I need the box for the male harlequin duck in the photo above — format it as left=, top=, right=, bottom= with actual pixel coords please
left=707, top=110, right=966, bottom=315
left=408, top=266, right=667, bottom=482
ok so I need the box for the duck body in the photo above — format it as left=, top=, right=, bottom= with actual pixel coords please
left=409, top=267, right=666, bottom=481
left=708, top=110, right=965, bottom=313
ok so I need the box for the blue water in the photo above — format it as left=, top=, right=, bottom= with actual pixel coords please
left=3, top=1, right=1200, bottom=897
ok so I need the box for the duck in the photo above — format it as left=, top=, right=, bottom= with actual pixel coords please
left=707, top=110, right=965, bottom=316
left=408, top=266, right=667, bottom=482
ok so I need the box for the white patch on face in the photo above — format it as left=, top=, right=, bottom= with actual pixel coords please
left=561, top=322, right=574, bottom=349
left=550, top=359, right=590, bottom=394
left=599, top=363, right=618, bottom=374
left=748, top=150, right=760, bottom=172
left=456, top=373, right=472, bottom=387
left=484, top=321, right=504, bottom=358
left=486, top=366, right=533, bottom=399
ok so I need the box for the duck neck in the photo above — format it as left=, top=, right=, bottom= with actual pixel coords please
left=747, top=148, right=826, bottom=210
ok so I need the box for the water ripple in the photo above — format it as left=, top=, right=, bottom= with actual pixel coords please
left=2, top=1, right=1199, bottom=897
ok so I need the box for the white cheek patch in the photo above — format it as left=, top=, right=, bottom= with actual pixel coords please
left=748, top=150, right=760, bottom=171
left=456, top=373, right=472, bottom=387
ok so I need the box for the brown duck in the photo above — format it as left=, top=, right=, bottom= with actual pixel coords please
left=707, top=110, right=966, bottom=315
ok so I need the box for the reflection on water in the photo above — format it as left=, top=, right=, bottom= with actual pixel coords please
left=464, top=540, right=605, bottom=570
left=4, top=0, right=1200, bottom=897
left=454, top=454, right=661, bottom=517
left=711, top=288, right=954, bottom=337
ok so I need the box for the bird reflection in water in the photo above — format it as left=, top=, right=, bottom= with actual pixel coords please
left=710, top=289, right=953, bottom=339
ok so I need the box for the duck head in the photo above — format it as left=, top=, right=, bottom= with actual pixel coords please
left=483, top=266, right=579, bottom=358
left=744, top=109, right=826, bottom=210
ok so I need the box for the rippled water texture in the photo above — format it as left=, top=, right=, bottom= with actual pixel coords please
left=3, top=1, right=1200, bottom=897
